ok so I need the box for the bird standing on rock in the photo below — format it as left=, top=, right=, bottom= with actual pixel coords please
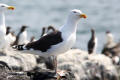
left=102, top=31, right=120, bottom=65
left=88, top=29, right=97, bottom=54
left=6, top=26, right=16, bottom=46
left=13, top=9, right=87, bottom=76
left=105, top=31, right=116, bottom=48
left=102, top=31, right=117, bottom=56
left=0, top=3, right=14, bottom=51
left=12, top=25, right=29, bottom=46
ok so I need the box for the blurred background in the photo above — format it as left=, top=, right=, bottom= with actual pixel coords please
left=0, top=0, right=120, bottom=53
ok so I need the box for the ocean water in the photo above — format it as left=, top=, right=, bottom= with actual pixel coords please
left=0, top=0, right=120, bottom=53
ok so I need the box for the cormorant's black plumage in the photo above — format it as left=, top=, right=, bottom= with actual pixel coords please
left=88, top=29, right=96, bottom=54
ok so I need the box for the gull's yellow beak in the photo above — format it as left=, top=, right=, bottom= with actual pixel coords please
left=7, top=6, right=15, bottom=10
left=80, top=14, right=87, bottom=18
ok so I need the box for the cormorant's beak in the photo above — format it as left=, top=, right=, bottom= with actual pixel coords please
left=80, top=14, right=87, bottom=18
left=7, top=6, right=15, bottom=10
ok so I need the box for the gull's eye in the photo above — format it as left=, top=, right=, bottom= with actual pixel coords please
left=73, top=11, right=77, bottom=13
left=1, top=5, right=5, bottom=7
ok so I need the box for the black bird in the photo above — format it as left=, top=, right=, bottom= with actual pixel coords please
left=88, top=29, right=97, bottom=54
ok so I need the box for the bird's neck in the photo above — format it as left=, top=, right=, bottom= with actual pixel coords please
left=91, top=31, right=95, bottom=40
left=6, top=30, right=10, bottom=35
left=20, top=29, right=25, bottom=33
left=41, top=29, right=46, bottom=37
left=0, top=12, right=5, bottom=28
left=60, top=16, right=79, bottom=34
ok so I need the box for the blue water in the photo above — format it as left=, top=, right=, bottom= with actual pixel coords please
left=0, top=0, right=120, bottom=53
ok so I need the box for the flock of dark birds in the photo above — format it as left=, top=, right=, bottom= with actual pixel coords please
left=6, top=25, right=56, bottom=46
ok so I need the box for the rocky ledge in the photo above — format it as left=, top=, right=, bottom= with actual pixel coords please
left=0, top=49, right=119, bottom=80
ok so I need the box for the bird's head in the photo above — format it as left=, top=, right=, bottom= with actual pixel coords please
left=7, top=26, right=11, bottom=30
left=106, top=30, right=110, bottom=34
left=47, top=25, right=56, bottom=32
left=106, top=30, right=114, bottom=42
left=42, top=27, right=46, bottom=31
left=0, top=3, right=15, bottom=12
left=22, top=25, right=28, bottom=29
left=6, top=26, right=11, bottom=35
left=48, top=26, right=54, bottom=30
left=106, top=31, right=112, bottom=37
left=69, top=9, right=87, bottom=21
left=91, top=28, right=95, bottom=33
left=20, top=25, right=28, bottom=32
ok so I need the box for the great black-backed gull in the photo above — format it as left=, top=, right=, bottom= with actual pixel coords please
left=14, top=9, right=87, bottom=55
left=88, top=29, right=97, bottom=54
left=13, top=9, right=87, bottom=75
left=12, top=25, right=29, bottom=45
left=0, top=3, right=14, bottom=51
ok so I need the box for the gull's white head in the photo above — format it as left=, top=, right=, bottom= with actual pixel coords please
left=0, top=3, right=15, bottom=12
left=68, top=9, right=87, bottom=21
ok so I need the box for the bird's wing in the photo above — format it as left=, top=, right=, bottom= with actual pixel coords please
left=26, top=31, right=63, bottom=52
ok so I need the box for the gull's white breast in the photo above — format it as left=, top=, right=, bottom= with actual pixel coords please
left=46, top=32, right=76, bottom=56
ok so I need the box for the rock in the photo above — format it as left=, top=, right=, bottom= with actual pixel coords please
left=0, top=63, right=75, bottom=80
left=0, top=49, right=38, bottom=71
left=57, top=49, right=119, bottom=80
left=0, top=65, right=30, bottom=80
left=0, top=49, right=119, bottom=80
left=26, top=69, right=75, bottom=80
